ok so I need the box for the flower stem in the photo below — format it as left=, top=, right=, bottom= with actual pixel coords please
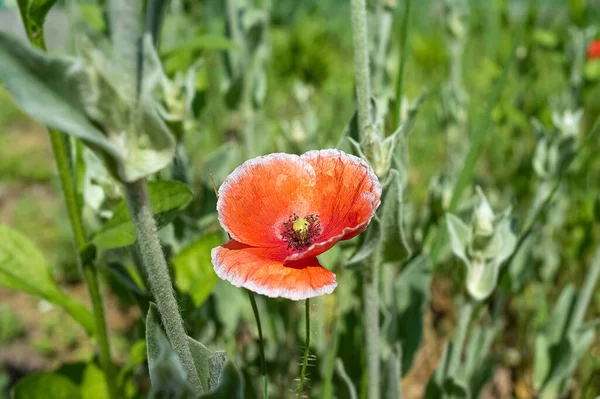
left=48, top=131, right=119, bottom=399
left=247, top=290, right=268, bottom=398
left=447, top=298, right=473, bottom=376
left=391, top=0, right=413, bottom=129
left=350, top=0, right=373, bottom=139
left=363, top=260, right=380, bottom=399
left=123, top=179, right=202, bottom=395
left=298, top=298, right=311, bottom=398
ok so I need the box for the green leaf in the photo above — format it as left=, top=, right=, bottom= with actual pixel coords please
left=146, top=304, right=196, bottom=399
left=198, top=362, right=244, bottom=399
left=105, top=262, right=148, bottom=295
left=81, top=363, right=109, bottom=399
left=379, top=169, right=410, bottom=263
left=92, top=180, right=193, bottom=249
left=147, top=303, right=221, bottom=393
left=187, top=334, right=214, bottom=392
left=393, top=254, right=432, bottom=374
left=16, top=0, right=58, bottom=45
left=0, top=31, right=176, bottom=183
left=0, top=225, right=95, bottom=335
left=118, top=340, right=147, bottom=387
left=0, top=32, right=120, bottom=161
left=208, top=351, right=228, bottom=390
left=445, top=214, right=470, bottom=265
left=12, top=373, right=81, bottom=399
left=173, top=233, right=222, bottom=308
left=346, top=217, right=381, bottom=266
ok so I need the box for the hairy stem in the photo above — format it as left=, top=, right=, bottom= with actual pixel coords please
left=248, top=291, right=268, bottom=398
left=124, top=179, right=202, bottom=395
left=350, top=0, right=373, bottom=138
left=363, top=259, right=381, bottom=399
left=298, top=298, right=311, bottom=398
left=392, top=0, right=413, bottom=129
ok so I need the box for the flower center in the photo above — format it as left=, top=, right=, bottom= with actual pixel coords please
left=283, top=213, right=321, bottom=249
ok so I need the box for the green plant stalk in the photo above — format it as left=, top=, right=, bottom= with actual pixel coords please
left=24, top=26, right=118, bottom=399
left=447, top=299, right=473, bottom=376
left=363, top=251, right=381, bottom=399
left=247, top=290, right=268, bottom=399
left=391, top=0, right=413, bottom=129
left=428, top=23, right=523, bottom=265
left=373, top=1, right=394, bottom=96
left=571, top=245, right=600, bottom=328
left=49, top=131, right=119, bottom=399
left=298, top=298, right=311, bottom=398
left=124, top=179, right=202, bottom=395
left=350, top=0, right=373, bottom=139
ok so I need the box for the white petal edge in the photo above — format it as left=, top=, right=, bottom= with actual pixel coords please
left=211, top=246, right=338, bottom=301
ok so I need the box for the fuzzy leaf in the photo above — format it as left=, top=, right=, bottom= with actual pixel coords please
left=92, top=180, right=193, bottom=249
left=146, top=304, right=195, bottom=398
left=0, top=225, right=95, bottom=335
left=198, top=362, right=244, bottom=399
left=13, top=373, right=81, bottom=399
left=445, top=213, right=470, bottom=264
left=187, top=334, right=214, bottom=392
left=0, top=32, right=176, bottom=183
left=0, top=32, right=120, bottom=159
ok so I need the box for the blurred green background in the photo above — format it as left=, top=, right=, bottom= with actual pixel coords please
left=1, top=0, right=600, bottom=398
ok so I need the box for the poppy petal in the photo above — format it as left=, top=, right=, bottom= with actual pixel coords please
left=217, top=153, right=317, bottom=248
left=286, top=149, right=381, bottom=261
left=212, top=240, right=337, bottom=300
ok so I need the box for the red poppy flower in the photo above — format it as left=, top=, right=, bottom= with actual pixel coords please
left=588, top=40, right=600, bottom=60
left=211, top=149, right=382, bottom=300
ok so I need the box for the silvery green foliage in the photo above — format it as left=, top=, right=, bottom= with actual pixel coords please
left=146, top=303, right=244, bottom=398
left=425, top=320, right=500, bottom=399
left=81, top=147, right=122, bottom=228
left=156, top=59, right=203, bottom=139
left=532, top=114, right=580, bottom=180
left=349, top=92, right=425, bottom=178
left=146, top=304, right=196, bottom=398
left=446, top=187, right=517, bottom=301
left=0, top=31, right=175, bottom=182
left=533, top=286, right=595, bottom=398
